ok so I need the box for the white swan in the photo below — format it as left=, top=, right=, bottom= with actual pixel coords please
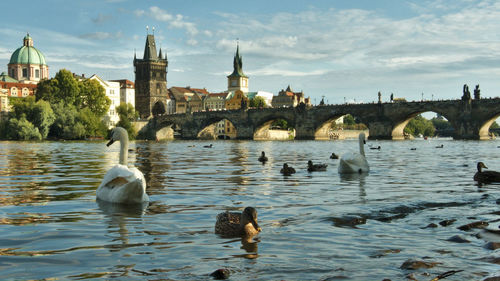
left=338, top=132, right=370, bottom=174
left=97, top=127, right=149, bottom=204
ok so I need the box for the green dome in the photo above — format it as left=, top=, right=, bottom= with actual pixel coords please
left=9, top=46, right=47, bottom=65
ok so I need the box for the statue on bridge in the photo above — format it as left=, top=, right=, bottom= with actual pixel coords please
left=474, top=84, right=481, bottom=99
left=378, top=91, right=382, bottom=104
left=462, top=84, right=471, bottom=101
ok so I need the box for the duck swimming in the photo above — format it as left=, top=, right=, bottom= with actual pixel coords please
left=330, top=153, right=339, bottom=159
left=280, top=163, right=296, bottom=176
left=215, top=207, right=262, bottom=238
left=307, top=160, right=327, bottom=172
left=370, top=146, right=381, bottom=150
left=474, top=162, right=500, bottom=184
left=97, top=127, right=149, bottom=204
left=258, top=151, right=268, bottom=163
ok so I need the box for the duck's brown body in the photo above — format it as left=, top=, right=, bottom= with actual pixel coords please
left=474, top=162, right=500, bottom=184
left=280, top=163, right=296, bottom=176
left=215, top=207, right=261, bottom=238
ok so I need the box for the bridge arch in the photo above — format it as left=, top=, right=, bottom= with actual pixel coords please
left=197, top=115, right=238, bottom=140
left=478, top=111, right=500, bottom=140
left=391, top=110, right=454, bottom=140
left=253, top=115, right=296, bottom=140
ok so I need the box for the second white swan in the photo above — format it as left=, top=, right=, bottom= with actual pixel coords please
left=338, top=132, right=370, bottom=174
left=97, top=127, right=149, bottom=204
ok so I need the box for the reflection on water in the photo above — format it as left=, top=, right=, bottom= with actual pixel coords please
left=0, top=139, right=500, bottom=280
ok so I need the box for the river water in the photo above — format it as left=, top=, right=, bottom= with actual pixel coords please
left=0, top=138, right=500, bottom=280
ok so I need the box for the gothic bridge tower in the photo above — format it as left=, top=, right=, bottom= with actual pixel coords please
left=134, top=33, right=168, bottom=119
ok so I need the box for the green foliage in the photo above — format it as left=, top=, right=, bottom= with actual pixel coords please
left=4, top=116, right=42, bottom=140
left=36, top=69, right=80, bottom=106
left=249, top=96, right=267, bottom=108
left=271, top=119, right=293, bottom=130
left=36, top=69, right=110, bottom=117
left=79, top=79, right=110, bottom=117
left=404, top=115, right=436, bottom=137
left=9, top=96, right=55, bottom=139
left=49, top=103, right=107, bottom=140
left=491, top=121, right=500, bottom=129
left=431, top=116, right=453, bottom=131
left=116, top=103, right=139, bottom=139
left=341, top=114, right=367, bottom=130
left=343, top=114, right=356, bottom=125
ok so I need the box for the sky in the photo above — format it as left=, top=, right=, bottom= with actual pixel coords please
left=1, top=0, right=500, bottom=105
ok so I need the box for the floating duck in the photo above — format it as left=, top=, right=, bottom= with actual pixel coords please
left=215, top=207, right=262, bottom=238
left=203, top=144, right=213, bottom=148
left=474, top=162, right=500, bottom=184
left=370, top=146, right=381, bottom=150
left=435, top=144, right=444, bottom=148
left=307, top=160, right=328, bottom=172
left=330, top=153, right=339, bottom=159
left=258, top=151, right=268, bottom=163
left=410, top=148, right=417, bottom=150
left=280, top=163, right=296, bottom=176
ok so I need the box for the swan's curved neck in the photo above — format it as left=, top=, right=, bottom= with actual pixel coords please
left=119, top=134, right=128, bottom=166
left=359, top=137, right=365, bottom=156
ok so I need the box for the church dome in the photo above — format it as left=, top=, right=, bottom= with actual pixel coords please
left=9, top=34, right=47, bottom=65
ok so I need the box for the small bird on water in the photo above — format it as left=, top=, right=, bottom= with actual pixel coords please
left=215, top=207, right=262, bottom=238
left=307, top=160, right=327, bottom=172
left=258, top=151, right=268, bottom=163
left=330, top=153, right=339, bottom=159
left=280, top=163, right=296, bottom=176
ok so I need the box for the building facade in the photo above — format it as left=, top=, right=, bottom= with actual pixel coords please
left=89, top=75, right=121, bottom=128
left=134, top=34, right=168, bottom=119
left=8, top=34, right=49, bottom=84
left=111, top=79, right=135, bottom=108
left=272, top=85, right=311, bottom=108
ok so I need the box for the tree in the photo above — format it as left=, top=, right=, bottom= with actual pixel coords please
left=116, top=103, right=139, bottom=139
left=4, top=116, right=42, bottom=140
left=79, top=79, right=110, bottom=117
left=36, top=69, right=80, bottom=106
left=271, top=119, right=293, bottom=130
left=404, top=115, right=436, bottom=137
left=9, top=96, right=55, bottom=139
left=249, top=96, right=267, bottom=108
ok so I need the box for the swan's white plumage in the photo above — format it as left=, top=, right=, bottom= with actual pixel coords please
left=97, top=127, right=149, bottom=204
left=338, top=133, right=370, bottom=174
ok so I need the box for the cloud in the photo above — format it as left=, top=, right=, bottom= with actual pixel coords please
left=79, top=31, right=123, bottom=40
left=92, top=13, right=112, bottom=24
left=135, top=6, right=199, bottom=37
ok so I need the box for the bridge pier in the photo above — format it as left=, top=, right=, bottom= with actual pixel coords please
left=366, top=120, right=394, bottom=140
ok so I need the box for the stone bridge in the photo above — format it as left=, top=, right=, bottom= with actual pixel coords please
left=138, top=98, right=500, bottom=140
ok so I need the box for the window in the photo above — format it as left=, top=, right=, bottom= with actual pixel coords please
left=35, top=69, right=40, bottom=78
left=10, top=69, right=14, bottom=77
left=231, top=80, right=237, bottom=86
left=22, top=88, right=29, bottom=97
left=22, top=68, right=27, bottom=78
left=11, top=87, right=18, bottom=96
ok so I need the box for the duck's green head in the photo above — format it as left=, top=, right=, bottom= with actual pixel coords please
left=242, top=207, right=261, bottom=232
left=477, top=162, right=488, bottom=171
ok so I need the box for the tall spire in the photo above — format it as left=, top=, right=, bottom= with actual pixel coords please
left=143, top=34, right=158, bottom=60
left=158, top=48, right=163, bottom=59
left=228, top=40, right=247, bottom=78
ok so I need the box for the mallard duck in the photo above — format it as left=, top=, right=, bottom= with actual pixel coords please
left=97, top=127, right=149, bottom=204
left=280, top=163, right=296, bottom=176
left=307, top=160, right=327, bottom=172
left=435, top=144, right=444, bottom=148
left=215, top=207, right=262, bottom=238
left=330, top=153, right=339, bottom=159
left=370, top=146, right=381, bottom=150
left=258, top=151, right=268, bottom=163
left=203, top=144, right=213, bottom=148
left=338, top=133, right=369, bottom=174
left=474, top=162, right=500, bottom=183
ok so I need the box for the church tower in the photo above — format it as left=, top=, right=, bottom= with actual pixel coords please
left=227, top=43, right=249, bottom=93
left=134, top=32, right=168, bottom=119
